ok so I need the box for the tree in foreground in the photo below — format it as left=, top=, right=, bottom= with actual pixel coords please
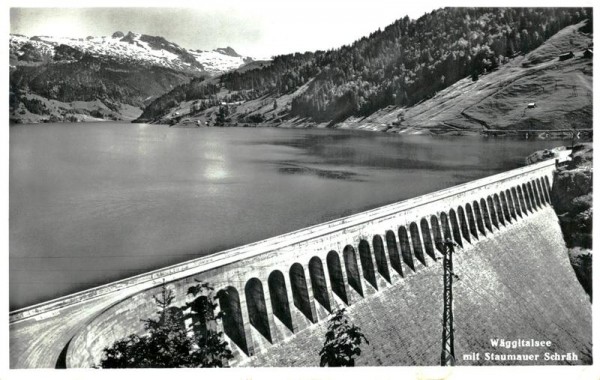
left=319, top=308, right=369, bottom=367
left=99, top=280, right=233, bottom=368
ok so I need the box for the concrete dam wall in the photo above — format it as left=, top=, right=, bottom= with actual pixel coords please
left=9, top=152, right=591, bottom=367
left=244, top=207, right=591, bottom=366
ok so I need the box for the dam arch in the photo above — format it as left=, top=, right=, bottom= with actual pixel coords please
left=420, top=218, right=436, bottom=260
left=343, top=245, right=363, bottom=297
left=449, top=209, right=463, bottom=247
left=245, top=278, right=272, bottom=343
left=525, top=183, right=537, bottom=211
left=536, top=180, right=545, bottom=206
left=217, top=286, right=248, bottom=356
left=326, top=251, right=348, bottom=305
left=385, top=231, right=403, bottom=276
left=409, top=223, right=426, bottom=266
left=472, top=201, right=486, bottom=236
left=480, top=199, right=493, bottom=232
left=517, top=185, right=529, bottom=214
left=289, top=263, right=315, bottom=323
left=358, top=240, right=378, bottom=289
left=505, top=190, right=517, bottom=220
left=500, top=192, right=511, bottom=223
left=308, top=257, right=331, bottom=313
left=531, top=181, right=541, bottom=208
left=430, top=215, right=443, bottom=252
left=544, top=176, right=552, bottom=199
left=398, top=227, right=415, bottom=271
left=511, top=187, right=522, bottom=218
left=268, top=270, right=294, bottom=332
left=373, top=235, right=391, bottom=282
left=487, top=196, right=499, bottom=228
left=493, top=194, right=505, bottom=226
left=539, top=178, right=550, bottom=203
left=465, top=203, right=478, bottom=240
left=457, top=206, right=471, bottom=243
left=536, top=179, right=548, bottom=204
left=440, top=212, right=452, bottom=241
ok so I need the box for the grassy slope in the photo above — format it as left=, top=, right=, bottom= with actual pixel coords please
left=166, top=21, right=592, bottom=134
left=159, top=77, right=315, bottom=127
left=335, top=21, right=592, bottom=134
left=11, top=93, right=143, bottom=124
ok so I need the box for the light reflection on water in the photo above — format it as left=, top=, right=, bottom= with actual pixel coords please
left=9, top=123, right=569, bottom=309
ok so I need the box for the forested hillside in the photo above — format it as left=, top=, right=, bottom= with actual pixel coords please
left=9, top=31, right=252, bottom=123
left=138, top=7, right=592, bottom=125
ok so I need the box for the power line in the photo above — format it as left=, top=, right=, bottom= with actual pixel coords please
left=440, top=239, right=458, bottom=366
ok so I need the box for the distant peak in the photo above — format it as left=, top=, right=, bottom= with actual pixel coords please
left=214, top=46, right=241, bottom=58
left=120, top=31, right=139, bottom=44
left=111, top=31, right=124, bottom=38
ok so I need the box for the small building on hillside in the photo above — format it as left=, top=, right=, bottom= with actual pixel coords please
left=558, top=51, right=575, bottom=61
left=583, top=49, right=593, bottom=59
left=527, top=102, right=536, bottom=109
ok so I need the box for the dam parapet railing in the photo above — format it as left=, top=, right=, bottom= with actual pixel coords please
left=9, top=150, right=571, bottom=325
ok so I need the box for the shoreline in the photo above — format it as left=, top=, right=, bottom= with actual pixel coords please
left=11, top=118, right=593, bottom=141
left=13, top=118, right=591, bottom=140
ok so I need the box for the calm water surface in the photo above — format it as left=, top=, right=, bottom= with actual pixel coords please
left=9, top=123, right=568, bottom=309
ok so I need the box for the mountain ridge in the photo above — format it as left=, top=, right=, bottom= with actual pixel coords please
left=9, top=31, right=256, bottom=123
left=10, top=32, right=254, bottom=75
left=137, top=8, right=592, bottom=135
left=10, top=8, right=593, bottom=129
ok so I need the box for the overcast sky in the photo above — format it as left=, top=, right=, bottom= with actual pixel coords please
left=9, top=0, right=594, bottom=58
left=10, top=2, right=436, bottom=58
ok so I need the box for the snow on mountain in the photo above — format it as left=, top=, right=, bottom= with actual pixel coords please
left=9, top=32, right=254, bottom=76
left=213, top=46, right=242, bottom=57
left=189, top=48, right=253, bottom=75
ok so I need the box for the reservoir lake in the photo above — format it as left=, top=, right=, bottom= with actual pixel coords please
left=10, top=123, right=569, bottom=309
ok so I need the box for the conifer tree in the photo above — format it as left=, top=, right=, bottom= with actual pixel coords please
left=98, top=280, right=233, bottom=368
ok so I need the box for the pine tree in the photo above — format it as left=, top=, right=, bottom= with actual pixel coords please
left=215, top=105, right=229, bottom=126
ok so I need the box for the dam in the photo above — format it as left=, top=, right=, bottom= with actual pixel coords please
left=9, top=150, right=592, bottom=367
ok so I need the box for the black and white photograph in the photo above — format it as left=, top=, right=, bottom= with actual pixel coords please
left=2, top=0, right=597, bottom=377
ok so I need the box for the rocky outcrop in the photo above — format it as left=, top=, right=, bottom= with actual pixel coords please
left=214, top=46, right=242, bottom=58
left=526, top=146, right=568, bottom=165
left=550, top=143, right=593, bottom=299
left=53, top=44, right=85, bottom=61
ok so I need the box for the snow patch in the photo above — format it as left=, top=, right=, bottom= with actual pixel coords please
left=10, top=33, right=254, bottom=75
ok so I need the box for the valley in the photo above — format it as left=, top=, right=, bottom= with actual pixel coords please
left=10, top=9, right=593, bottom=135
left=9, top=31, right=255, bottom=123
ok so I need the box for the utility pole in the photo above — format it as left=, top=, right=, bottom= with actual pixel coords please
left=441, top=239, right=458, bottom=366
